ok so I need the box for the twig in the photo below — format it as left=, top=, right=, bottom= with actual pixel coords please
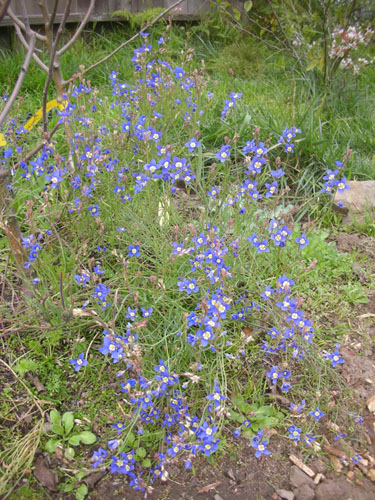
left=73, top=0, right=184, bottom=82
left=57, top=0, right=96, bottom=56
left=12, top=21, right=49, bottom=72
left=6, top=6, right=46, bottom=41
left=0, top=33, right=35, bottom=128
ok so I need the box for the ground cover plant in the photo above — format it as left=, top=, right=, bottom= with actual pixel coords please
left=1, top=5, right=375, bottom=500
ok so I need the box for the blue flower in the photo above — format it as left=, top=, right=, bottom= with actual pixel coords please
left=173, top=66, right=185, bottom=79
left=185, top=137, right=201, bottom=152
left=128, top=244, right=140, bottom=258
left=215, top=145, right=231, bottom=163
left=206, top=383, right=226, bottom=408
left=295, top=233, right=309, bottom=249
left=69, top=353, right=88, bottom=372
left=335, top=177, right=350, bottom=193
left=325, top=349, right=344, bottom=367
left=89, top=204, right=99, bottom=217
left=92, top=448, right=108, bottom=469
left=251, top=430, right=271, bottom=458
left=310, top=407, right=325, bottom=422
left=288, top=425, right=302, bottom=442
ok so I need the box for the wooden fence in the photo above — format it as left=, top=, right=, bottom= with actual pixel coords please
left=0, top=0, right=216, bottom=26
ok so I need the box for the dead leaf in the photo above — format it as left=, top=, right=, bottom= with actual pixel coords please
left=33, top=457, right=58, bottom=491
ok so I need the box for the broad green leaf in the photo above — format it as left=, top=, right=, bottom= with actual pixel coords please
left=51, top=423, right=64, bottom=436
left=62, top=412, right=74, bottom=435
left=76, top=484, right=88, bottom=500
left=50, top=410, right=61, bottom=426
left=78, top=431, right=96, bottom=444
left=45, top=438, right=59, bottom=453
left=136, top=447, right=146, bottom=458
left=65, top=447, right=75, bottom=459
left=141, top=458, right=152, bottom=468
left=68, top=434, right=81, bottom=446
left=126, top=431, right=135, bottom=446
left=244, top=0, right=253, bottom=12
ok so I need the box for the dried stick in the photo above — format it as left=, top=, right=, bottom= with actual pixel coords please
left=57, top=0, right=95, bottom=56
left=0, top=33, right=35, bottom=128
left=74, top=0, right=184, bottom=82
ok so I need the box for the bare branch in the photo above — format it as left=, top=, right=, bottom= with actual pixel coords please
left=13, top=22, right=49, bottom=72
left=74, top=0, right=184, bottom=83
left=42, top=0, right=72, bottom=132
left=7, top=6, right=46, bottom=41
left=58, top=0, right=95, bottom=56
left=0, top=33, right=36, bottom=128
left=0, top=0, right=11, bottom=22
left=48, top=0, right=59, bottom=30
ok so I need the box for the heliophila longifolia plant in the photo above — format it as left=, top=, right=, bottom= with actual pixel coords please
left=0, top=28, right=365, bottom=495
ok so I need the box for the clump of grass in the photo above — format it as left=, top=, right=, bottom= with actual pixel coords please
left=0, top=22, right=372, bottom=496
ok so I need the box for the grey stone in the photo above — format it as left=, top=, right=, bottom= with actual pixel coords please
left=334, top=180, right=375, bottom=212
left=315, top=478, right=375, bottom=500
left=290, top=466, right=315, bottom=489
left=276, top=488, right=295, bottom=500
left=294, top=484, right=315, bottom=500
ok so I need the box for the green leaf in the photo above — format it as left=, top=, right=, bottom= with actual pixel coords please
left=68, top=434, right=81, bottom=446
left=306, top=59, right=318, bottom=71
left=65, top=447, right=75, bottom=459
left=78, top=431, right=96, bottom=445
left=45, top=438, right=59, bottom=453
left=232, top=7, right=241, bottom=21
left=136, top=447, right=146, bottom=458
left=75, top=484, right=88, bottom=500
left=141, top=458, right=151, bottom=468
left=62, top=412, right=74, bottom=435
left=50, top=409, right=61, bottom=426
left=126, top=431, right=135, bottom=446
left=50, top=423, right=64, bottom=436
left=244, top=0, right=253, bottom=12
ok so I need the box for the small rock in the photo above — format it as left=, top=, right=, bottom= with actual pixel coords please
left=214, top=495, right=224, bottom=500
left=316, top=478, right=375, bottom=500
left=294, top=484, right=315, bottom=500
left=276, top=488, right=294, bottom=500
left=334, top=180, right=375, bottom=214
left=290, top=466, right=315, bottom=489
